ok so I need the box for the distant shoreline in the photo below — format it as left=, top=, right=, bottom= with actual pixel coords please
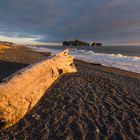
left=0, top=43, right=140, bottom=81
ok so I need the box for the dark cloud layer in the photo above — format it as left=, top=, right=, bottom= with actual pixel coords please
left=0, top=0, right=140, bottom=44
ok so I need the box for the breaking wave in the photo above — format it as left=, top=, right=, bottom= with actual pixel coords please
left=72, top=49, right=140, bottom=74
left=28, top=46, right=140, bottom=74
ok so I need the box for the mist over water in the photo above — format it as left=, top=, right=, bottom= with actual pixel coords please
left=29, top=45, right=140, bottom=74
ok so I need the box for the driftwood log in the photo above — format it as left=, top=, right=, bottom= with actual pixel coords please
left=0, top=49, right=77, bottom=129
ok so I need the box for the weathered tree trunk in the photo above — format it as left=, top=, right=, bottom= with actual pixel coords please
left=0, top=49, right=77, bottom=129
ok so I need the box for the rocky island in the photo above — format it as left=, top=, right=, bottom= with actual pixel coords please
left=63, top=39, right=102, bottom=46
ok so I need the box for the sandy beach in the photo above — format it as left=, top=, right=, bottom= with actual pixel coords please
left=0, top=44, right=140, bottom=140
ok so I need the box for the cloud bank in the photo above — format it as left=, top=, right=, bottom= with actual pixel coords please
left=0, top=0, right=140, bottom=45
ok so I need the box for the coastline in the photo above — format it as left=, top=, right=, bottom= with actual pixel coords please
left=1, top=45, right=140, bottom=81
left=28, top=45, right=140, bottom=74
left=0, top=44, right=140, bottom=139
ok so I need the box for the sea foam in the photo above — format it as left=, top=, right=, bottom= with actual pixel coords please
left=28, top=46, right=140, bottom=74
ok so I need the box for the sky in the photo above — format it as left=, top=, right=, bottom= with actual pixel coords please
left=0, top=0, right=140, bottom=45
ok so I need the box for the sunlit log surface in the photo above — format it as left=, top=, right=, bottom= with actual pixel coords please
left=0, top=49, right=77, bottom=129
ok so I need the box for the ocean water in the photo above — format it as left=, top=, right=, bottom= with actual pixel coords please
left=29, top=45, right=140, bottom=74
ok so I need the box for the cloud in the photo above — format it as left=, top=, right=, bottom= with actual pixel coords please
left=0, top=0, right=140, bottom=45
left=0, top=34, right=41, bottom=44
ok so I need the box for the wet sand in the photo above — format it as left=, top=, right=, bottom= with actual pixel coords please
left=0, top=45, right=140, bottom=140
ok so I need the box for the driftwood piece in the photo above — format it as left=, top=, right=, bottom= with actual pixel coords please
left=0, top=49, right=77, bottom=129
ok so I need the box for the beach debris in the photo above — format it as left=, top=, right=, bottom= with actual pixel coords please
left=0, top=49, right=77, bottom=129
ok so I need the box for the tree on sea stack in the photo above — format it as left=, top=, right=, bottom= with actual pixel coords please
left=0, top=49, right=77, bottom=129
left=63, top=41, right=70, bottom=46
left=91, top=42, right=102, bottom=46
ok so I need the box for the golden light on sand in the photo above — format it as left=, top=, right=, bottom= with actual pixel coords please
left=0, top=45, right=10, bottom=49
